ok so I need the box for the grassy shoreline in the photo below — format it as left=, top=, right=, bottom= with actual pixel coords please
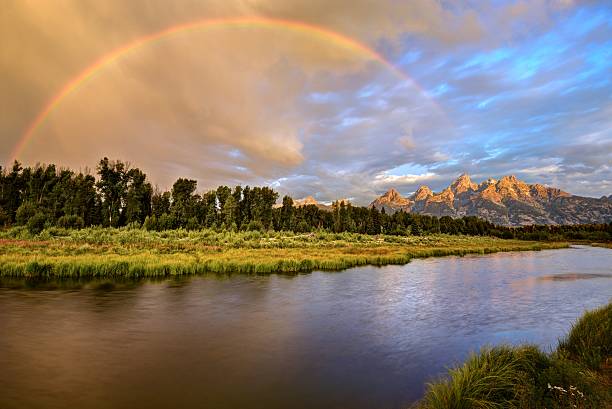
left=418, top=302, right=612, bottom=408
left=0, top=227, right=568, bottom=278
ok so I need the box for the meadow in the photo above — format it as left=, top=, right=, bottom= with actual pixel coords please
left=0, top=226, right=567, bottom=278
left=418, top=302, right=612, bottom=408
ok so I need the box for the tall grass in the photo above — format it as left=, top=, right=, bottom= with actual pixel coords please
left=0, top=227, right=568, bottom=278
left=558, top=303, right=612, bottom=371
left=419, top=303, right=612, bottom=408
left=420, top=345, right=546, bottom=409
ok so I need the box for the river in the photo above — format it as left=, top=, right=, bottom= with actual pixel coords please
left=0, top=245, right=610, bottom=409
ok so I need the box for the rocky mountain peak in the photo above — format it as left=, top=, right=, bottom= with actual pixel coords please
left=497, top=175, right=521, bottom=186
left=429, top=187, right=455, bottom=204
left=368, top=173, right=612, bottom=226
left=372, top=188, right=411, bottom=207
left=289, top=195, right=333, bottom=211
left=298, top=196, right=319, bottom=205
left=450, top=173, right=478, bottom=194
left=413, top=185, right=433, bottom=201
left=383, top=188, right=401, bottom=199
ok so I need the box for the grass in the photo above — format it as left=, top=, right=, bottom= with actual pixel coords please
left=589, top=242, right=612, bottom=249
left=558, top=303, right=612, bottom=371
left=0, top=226, right=568, bottom=278
left=418, top=303, right=612, bottom=409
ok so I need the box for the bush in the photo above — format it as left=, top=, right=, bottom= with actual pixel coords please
left=125, top=221, right=142, bottom=230
left=246, top=220, right=264, bottom=231
left=0, top=207, right=9, bottom=227
left=157, top=213, right=176, bottom=230
left=15, top=201, right=38, bottom=225
left=143, top=215, right=158, bottom=231
left=26, top=212, right=47, bottom=234
left=186, top=217, right=200, bottom=231
left=295, top=220, right=311, bottom=233
left=57, top=215, right=84, bottom=229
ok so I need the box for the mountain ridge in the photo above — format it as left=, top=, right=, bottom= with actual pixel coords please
left=370, top=174, right=611, bottom=226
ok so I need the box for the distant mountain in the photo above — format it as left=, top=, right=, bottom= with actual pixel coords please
left=369, top=188, right=412, bottom=212
left=370, top=174, right=612, bottom=226
left=274, top=196, right=332, bottom=211
left=294, top=196, right=333, bottom=211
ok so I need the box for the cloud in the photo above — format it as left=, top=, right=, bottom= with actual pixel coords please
left=1, top=0, right=610, bottom=202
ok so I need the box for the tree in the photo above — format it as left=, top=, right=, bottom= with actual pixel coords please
left=124, top=168, right=152, bottom=225
left=171, top=178, right=197, bottom=227
left=96, top=158, right=128, bottom=227
left=280, top=195, right=294, bottom=230
left=367, top=207, right=381, bottom=235
left=0, top=161, right=25, bottom=223
left=222, top=194, right=237, bottom=227
left=151, top=190, right=171, bottom=218
left=216, top=186, right=232, bottom=211
left=202, top=191, right=217, bottom=228
left=232, top=186, right=243, bottom=228
left=59, top=173, right=100, bottom=226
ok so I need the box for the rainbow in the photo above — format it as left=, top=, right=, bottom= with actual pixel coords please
left=12, top=16, right=437, bottom=161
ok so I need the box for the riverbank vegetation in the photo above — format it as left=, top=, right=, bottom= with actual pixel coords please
left=0, top=227, right=567, bottom=278
left=1, top=159, right=610, bottom=243
left=418, top=302, right=612, bottom=408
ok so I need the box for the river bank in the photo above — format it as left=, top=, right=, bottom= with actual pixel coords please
left=418, top=302, right=612, bottom=408
left=0, top=227, right=568, bottom=277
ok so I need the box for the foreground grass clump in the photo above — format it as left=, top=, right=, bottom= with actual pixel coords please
left=0, top=226, right=567, bottom=278
left=419, top=303, right=612, bottom=409
left=558, top=303, right=612, bottom=371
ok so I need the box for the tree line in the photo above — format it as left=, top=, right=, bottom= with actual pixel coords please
left=1, top=158, right=610, bottom=241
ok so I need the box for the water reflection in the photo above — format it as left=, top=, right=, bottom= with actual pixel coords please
left=0, top=246, right=610, bottom=409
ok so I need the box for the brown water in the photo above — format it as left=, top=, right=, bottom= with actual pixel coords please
left=0, top=246, right=610, bottom=409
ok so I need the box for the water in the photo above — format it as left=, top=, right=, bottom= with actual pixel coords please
left=0, top=246, right=610, bottom=409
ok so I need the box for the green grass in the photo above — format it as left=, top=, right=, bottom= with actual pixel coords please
left=558, top=303, right=612, bottom=371
left=419, top=303, right=612, bottom=409
left=0, top=226, right=568, bottom=278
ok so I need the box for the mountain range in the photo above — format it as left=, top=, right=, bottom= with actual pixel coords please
left=369, top=174, right=612, bottom=226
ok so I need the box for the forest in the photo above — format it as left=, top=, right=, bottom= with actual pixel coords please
left=1, top=158, right=610, bottom=242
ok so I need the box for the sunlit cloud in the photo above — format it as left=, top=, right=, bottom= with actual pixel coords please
left=1, top=0, right=610, bottom=202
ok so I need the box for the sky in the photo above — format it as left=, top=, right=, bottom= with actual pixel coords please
left=1, top=0, right=611, bottom=203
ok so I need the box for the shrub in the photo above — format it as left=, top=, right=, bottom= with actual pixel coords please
left=157, top=213, right=176, bottom=230
left=143, top=215, right=158, bottom=231
left=15, top=201, right=38, bottom=225
left=0, top=207, right=9, bottom=227
left=57, top=215, right=85, bottom=229
left=125, top=221, right=142, bottom=230
left=295, top=220, right=311, bottom=233
left=26, top=212, right=47, bottom=234
left=186, top=217, right=200, bottom=231
left=246, top=220, right=264, bottom=231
